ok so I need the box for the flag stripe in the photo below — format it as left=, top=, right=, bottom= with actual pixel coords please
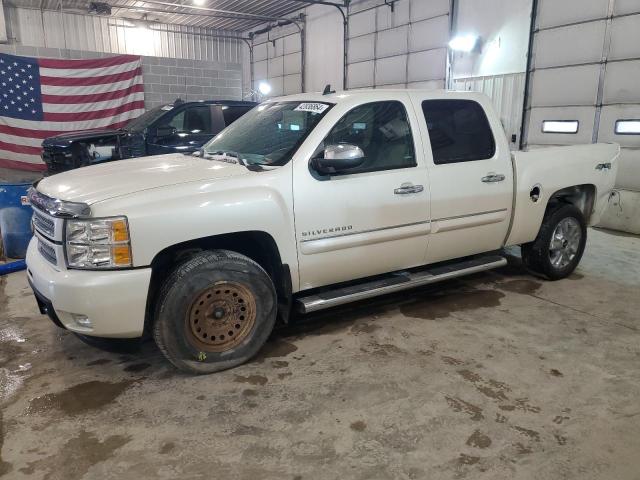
left=39, top=60, right=141, bottom=78
left=0, top=132, right=43, bottom=147
left=43, top=101, right=145, bottom=122
left=0, top=111, right=143, bottom=137
left=42, top=83, right=145, bottom=104
left=41, top=78, right=143, bottom=95
left=0, top=158, right=46, bottom=171
left=0, top=149, right=42, bottom=163
left=0, top=139, right=41, bottom=155
left=40, top=67, right=142, bottom=87
left=43, top=92, right=145, bottom=113
left=38, top=55, right=140, bottom=69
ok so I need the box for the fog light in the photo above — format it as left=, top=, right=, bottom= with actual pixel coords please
left=72, top=314, right=92, bottom=328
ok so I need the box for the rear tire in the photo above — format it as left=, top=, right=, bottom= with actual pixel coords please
left=521, top=203, right=587, bottom=280
left=153, top=250, right=277, bottom=374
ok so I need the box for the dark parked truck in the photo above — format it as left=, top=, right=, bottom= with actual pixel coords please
left=41, top=99, right=256, bottom=174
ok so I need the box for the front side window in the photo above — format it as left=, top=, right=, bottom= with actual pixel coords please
left=323, top=101, right=416, bottom=174
left=422, top=99, right=495, bottom=165
left=204, top=101, right=332, bottom=166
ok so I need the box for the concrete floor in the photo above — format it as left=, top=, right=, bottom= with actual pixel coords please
left=1, top=228, right=639, bottom=480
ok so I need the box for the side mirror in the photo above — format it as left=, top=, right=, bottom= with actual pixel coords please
left=312, top=144, right=365, bottom=174
left=155, top=126, right=177, bottom=137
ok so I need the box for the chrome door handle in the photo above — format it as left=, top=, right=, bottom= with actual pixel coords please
left=394, top=183, right=424, bottom=195
left=482, top=173, right=506, bottom=183
left=595, top=162, right=612, bottom=171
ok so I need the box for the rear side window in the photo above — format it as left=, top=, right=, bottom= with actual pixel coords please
left=162, top=106, right=213, bottom=134
left=422, top=99, right=495, bottom=165
left=222, top=106, right=254, bottom=126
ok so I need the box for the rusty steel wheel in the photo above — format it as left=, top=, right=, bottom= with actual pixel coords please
left=185, top=281, right=257, bottom=352
left=154, top=250, right=277, bottom=374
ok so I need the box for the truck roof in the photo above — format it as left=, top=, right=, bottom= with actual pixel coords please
left=268, top=89, right=490, bottom=104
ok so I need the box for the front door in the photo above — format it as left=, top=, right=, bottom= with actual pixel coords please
left=147, top=105, right=222, bottom=155
left=411, top=95, right=514, bottom=264
left=293, top=97, right=431, bottom=290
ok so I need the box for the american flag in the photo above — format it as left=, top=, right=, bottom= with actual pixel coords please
left=0, top=53, right=145, bottom=171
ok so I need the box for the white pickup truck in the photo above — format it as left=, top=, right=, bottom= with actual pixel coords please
left=26, top=90, right=619, bottom=374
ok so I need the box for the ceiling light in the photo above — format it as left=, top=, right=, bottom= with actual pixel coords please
left=193, top=0, right=206, bottom=5
left=449, top=34, right=479, bottom=53
left=258, top=81, right=272, bottom=95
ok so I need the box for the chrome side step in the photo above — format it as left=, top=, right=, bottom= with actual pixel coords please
left=295, top=255, right=507, bottom=314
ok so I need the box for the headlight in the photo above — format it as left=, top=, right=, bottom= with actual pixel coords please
left=65, top=216, right=132, bottom=269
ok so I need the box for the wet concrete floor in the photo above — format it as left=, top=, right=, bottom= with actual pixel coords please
left=1, top=228, right=639, bottom=479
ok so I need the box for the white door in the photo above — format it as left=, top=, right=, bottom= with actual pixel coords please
left=293, top=97, right=430, bottom=290
left=410, top=93, right=514, bottom=264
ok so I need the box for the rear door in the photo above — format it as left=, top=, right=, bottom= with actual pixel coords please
left=410, top=94, right=513, bottom=264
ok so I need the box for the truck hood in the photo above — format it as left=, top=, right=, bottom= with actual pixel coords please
left=36, top=153, right=251, bottom=205
left=42, top=128, right=125, bottom=147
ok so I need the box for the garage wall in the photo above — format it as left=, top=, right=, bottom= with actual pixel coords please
left=451, top=0, right=532, bottom=78
left=0, top=42, right=243, bottom=109
left=0, top=6, right=244, bottom=107
left=3, top=6, right=243, bottom=62
left=347, top=0, right=450, bottom=90
left=0, top=0, right=7, bottom=43
left=522, top=0, right=640, bottom=233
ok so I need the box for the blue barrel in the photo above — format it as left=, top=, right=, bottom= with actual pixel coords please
left=0, top=182, right=34, bottom=259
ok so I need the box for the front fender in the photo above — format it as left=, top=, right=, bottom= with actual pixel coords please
left=89, top=166, right=298, bottom=290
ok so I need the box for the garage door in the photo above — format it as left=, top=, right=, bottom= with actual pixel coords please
left=521, top=0, right=640, bottom=233
left=252, top=28, right=303, bottom=96
left=522, top=0, right=640, bottom=192
left=347, top=0, right=450, bottom=90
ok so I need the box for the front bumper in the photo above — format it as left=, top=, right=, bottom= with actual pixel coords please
left=25, top=238, right=152, bottom=338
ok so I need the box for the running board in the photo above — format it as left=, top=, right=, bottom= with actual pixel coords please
left=295, top=255, right=507, bottom=314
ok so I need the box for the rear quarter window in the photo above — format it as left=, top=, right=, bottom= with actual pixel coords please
left=422, top=99, right=496, bottom=165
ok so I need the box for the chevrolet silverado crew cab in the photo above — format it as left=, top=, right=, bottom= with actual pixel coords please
left=26, top=89, right=619, bottom=374
left=41, top=99, right=256, bottom=174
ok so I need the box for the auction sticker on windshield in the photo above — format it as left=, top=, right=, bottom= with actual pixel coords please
left=294, top=103, right=330, bottom=114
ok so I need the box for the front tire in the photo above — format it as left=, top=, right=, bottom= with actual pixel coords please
left=153, top=250, right=277, bottom=374
left=521, top=203, right=587, bottom=280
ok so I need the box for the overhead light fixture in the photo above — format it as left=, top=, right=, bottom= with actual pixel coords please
left=449, top=34, right=480, bottom=53
left=193, top=0, right=206, bottom=5
left=258, top=81, right=272, bottom=96
left=615, top=119, right=640, bottom=135
left=542, top=120, right=579, bottom=134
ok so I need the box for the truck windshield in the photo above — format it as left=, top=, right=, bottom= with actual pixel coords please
left=203, top=101, right=332, bottom=166
left=125, top=105, right=173, bottom=133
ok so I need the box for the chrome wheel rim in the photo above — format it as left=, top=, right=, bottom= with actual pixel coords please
left=549, top=217, right=581, bottom=269
left=185, top=281, right=256, bottom=352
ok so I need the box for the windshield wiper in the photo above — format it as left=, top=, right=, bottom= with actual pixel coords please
left=206, top=150, right=249, bottom=166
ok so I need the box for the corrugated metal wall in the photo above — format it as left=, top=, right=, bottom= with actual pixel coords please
left=453, top=73, right=526, bottom=149
left=4, top=6, right=243, bottom=63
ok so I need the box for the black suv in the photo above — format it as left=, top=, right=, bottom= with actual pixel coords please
left=42, top=99, right=256, bottom=174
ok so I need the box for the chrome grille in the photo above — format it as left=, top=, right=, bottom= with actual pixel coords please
left=37, top=238, right=57, bottom=265
left=33, top=211, right=55, bottom=239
